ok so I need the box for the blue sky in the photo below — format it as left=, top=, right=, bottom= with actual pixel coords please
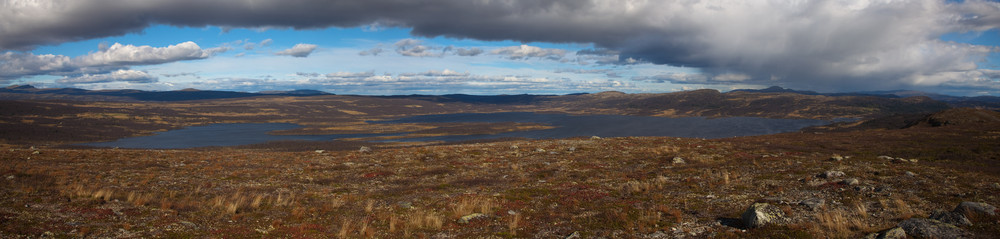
left=2, top=0, right=999, bottom=96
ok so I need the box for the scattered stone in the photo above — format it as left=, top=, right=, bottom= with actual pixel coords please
left=314, top=150, right=324, bottom=154
left=818, top=170, right=845, bottom=179
left=32, top=151, right=40, bottom=155
left=953, top=201, right=997, bottom=217
left=564, top=231, right=581, bottom=239
left=178, top=221, right=198, bottom=228
left=930, top=210, right=972, bottom=226
left=5, top=175, right=13, bottom=180
left=535, top=148, right=546, bottom=153
left=800, top=198, right=826, bottom=211
left=898, top=218, right=970, bottom=239
left=672, top=157, right=686, bottom=164
left=863, top=227, right=906, bottom=239
left=877, top=155, right=894, bottom=160
left=891, top=158, right=917, bottom=163
left=509, top=145, right=519, bottom=150
left=905, top=171, right=917, bottom=177
left=992, top=183, right=1000, bottom=190
left=567, top=147, right=576, bottom=152
left=830, top=154, right=844, bottom=161
left=590, top=136, right=601, bottom=140
left=397, top=201, right=412, bottom=209
left=358, top=146, right=372, bottom=153
left=457, top=213, right=488, bottom=224
left=841, top=178, right=860, bottom=186
left=741, top=203, right=790, bottom=228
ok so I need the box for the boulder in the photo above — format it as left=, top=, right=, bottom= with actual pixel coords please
left=897, top=218, right=970, bottom=239
left=457, top=213, right=488, bottom=224
left=841, top=178, right=860, bottom=186
left=953, top=201, right=997, bottom=218
left=863, top=227, right=906, bottom=239
left=930, top=210, right=972, bottom=226
left=358, top=146, right=372, bottom=153
left=741, top=203, right=790, bottom=228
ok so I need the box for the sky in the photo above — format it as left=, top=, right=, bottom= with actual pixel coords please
left=1, top=0, right=999, bottom=96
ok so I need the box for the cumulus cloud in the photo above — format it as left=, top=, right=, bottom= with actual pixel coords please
left=3, top=0, right=999, bottom=92
left=275, top=43, right=318, bottom=57
left=56, top=69, right=157, bottom=84
left=444, top=46, right=484, bottom=56
left=491, top=45, right=566, bottom=60
left=1, top=41, right=222, bottom=81
left=394, top=39, right=441, bottom=57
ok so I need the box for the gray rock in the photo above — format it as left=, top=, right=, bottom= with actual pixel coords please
left=842, top=178, right=860, bottom=186
left=564, top=231, right=581, bottom=239
left=358, top=146, right=372, bottom=153
left=877, top=155, right=894, bottom=160
left=741, top=203, right=790, bottom=228
left=898, top=218, right=970, bottom=239
left=800, top=198, right=825, bottom=210
left=672, top=157, right=686, bottom=164
left=178, top=221, right=198, bottom=228
left=863, top=227, right=906, bottom=239
left=930, top=210, right=972, bottom=226
left=905, top=171, right=917, bottom=177
left=953, top=201, right=997, bottom=217
left=819, top=170, right=845, bottom=178
left=457, top=213, right=488, bottom=224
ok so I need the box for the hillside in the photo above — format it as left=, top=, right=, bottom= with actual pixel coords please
left=1, top=108, right=998, bottom=238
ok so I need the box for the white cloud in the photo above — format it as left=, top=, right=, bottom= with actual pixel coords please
left=275, top=43, right=318, bottom=57
left=56, top=69, right=157, bottom=84
left=491, top=45, right=566, bottom=60
left=78, top=41, right=223, bottom=66
left=1, top=41, right=222, bottom=82
left=394, top=39, right=440, bottom=57
left=451, top=47, right=484, bottom=56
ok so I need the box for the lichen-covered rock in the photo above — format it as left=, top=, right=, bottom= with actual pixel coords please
left=457, top=213, right=488, bottom=224
left=863, top=227, right=906, bottom=239
left=841, top=178, right=860, bottom=186
left=898, top=218, right=970, bottom=239
left=954, top=202, right=997, bottom=217
left=930, top=210, right=972, bottom=226
left=741, top=203, right=789, bottom=228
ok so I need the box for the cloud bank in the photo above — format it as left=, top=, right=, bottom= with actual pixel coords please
left=2, top=0, right=999, bottom=92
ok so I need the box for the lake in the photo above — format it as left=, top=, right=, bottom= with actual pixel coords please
left=80, top=112, right=835, bottom=149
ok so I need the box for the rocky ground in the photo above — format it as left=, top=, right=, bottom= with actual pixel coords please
left=2, top=109, right=999, bottom=238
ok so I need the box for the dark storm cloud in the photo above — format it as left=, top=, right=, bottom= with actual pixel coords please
left=3, top=0, right=999, bottom=91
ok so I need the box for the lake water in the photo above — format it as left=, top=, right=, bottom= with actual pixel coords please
left=80, top=112, right=834, bottom=148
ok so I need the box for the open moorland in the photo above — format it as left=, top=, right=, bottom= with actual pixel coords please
left=1, top=88, right=999, bottom=238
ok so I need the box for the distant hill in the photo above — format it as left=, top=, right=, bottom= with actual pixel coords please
left=0, top=85, right=331, bottom=102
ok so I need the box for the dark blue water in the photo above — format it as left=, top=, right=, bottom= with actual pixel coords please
left=79, top=123, right=393, bottom=149
left=80, top=112, right=835, bottom=148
